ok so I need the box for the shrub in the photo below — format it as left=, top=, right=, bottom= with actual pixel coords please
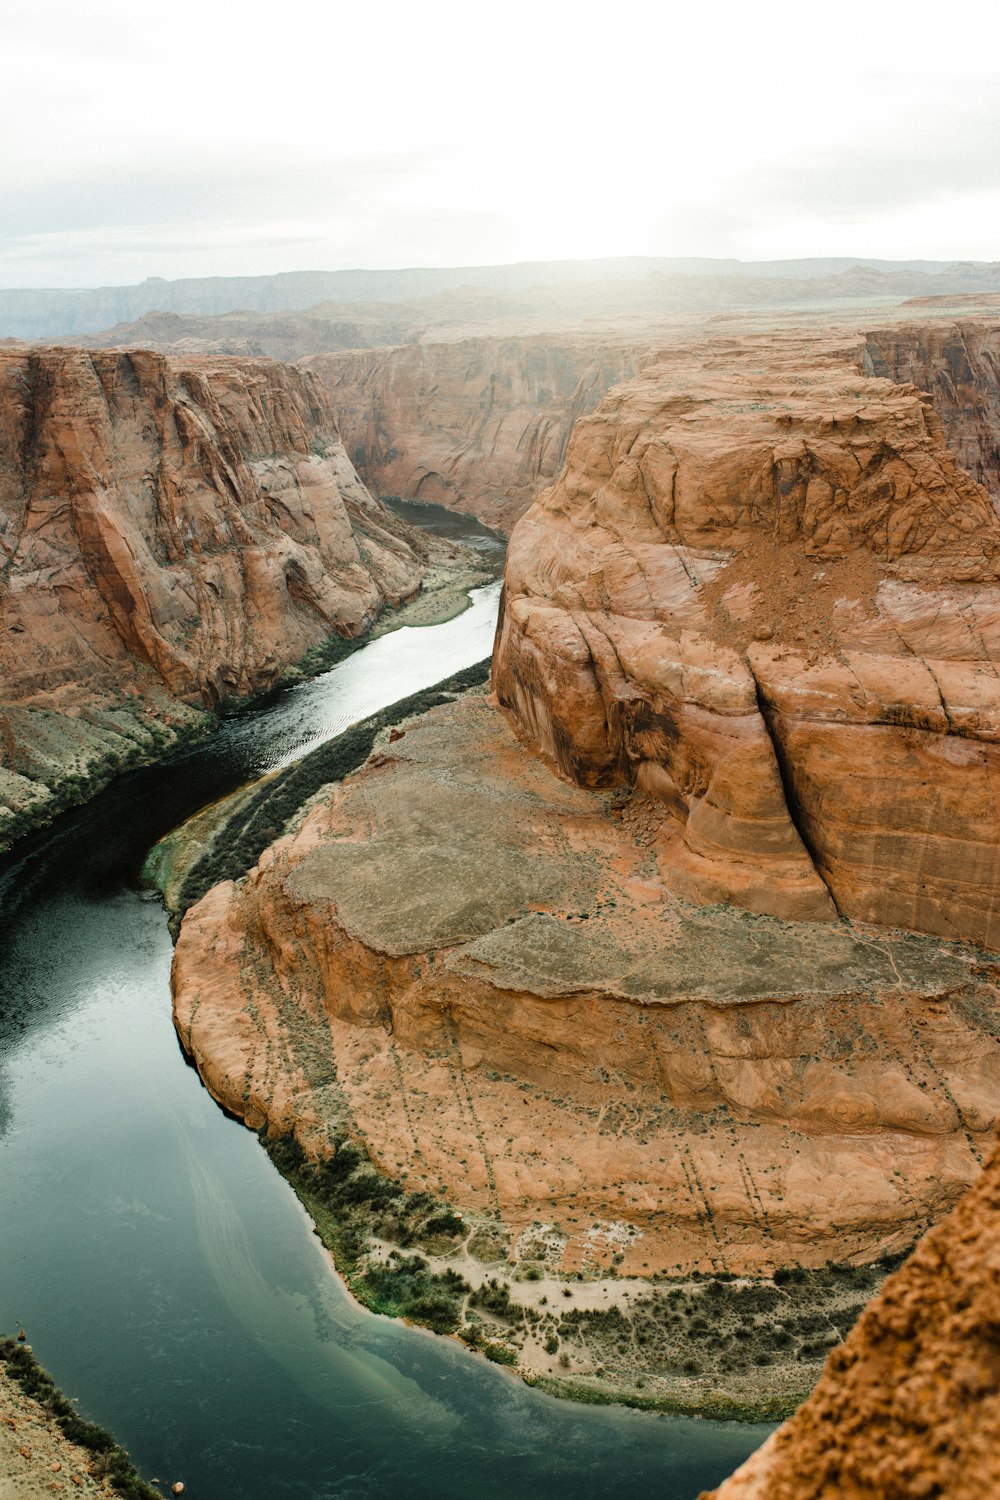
left=470, top=1278, right=514, bottom=1318
left=0, top=1339, right=160, bottom=1500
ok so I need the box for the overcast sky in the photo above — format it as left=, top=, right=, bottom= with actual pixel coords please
left=3, top=0, right=999, bottom=288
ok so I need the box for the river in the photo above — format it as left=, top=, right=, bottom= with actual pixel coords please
left=0, top=504, right=769, bottom=1498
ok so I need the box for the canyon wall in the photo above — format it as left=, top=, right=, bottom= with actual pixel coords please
left=866, top=320, right=1000, bottom=507
left=309, top=336, right=649, bottom=530
left=494, top=324, right=1000, bottom=951
left=704, top=1130, right=1000, bottom=1500
left=0, top=347, right=432, bottom=843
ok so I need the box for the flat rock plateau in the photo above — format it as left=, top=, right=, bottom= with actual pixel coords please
left=0, top=347, right=474, bottom=846
left=170, top=313, right=1000, bottom=1413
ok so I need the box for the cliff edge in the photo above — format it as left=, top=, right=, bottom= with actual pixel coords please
left=0, top=347, right=435, bottom=844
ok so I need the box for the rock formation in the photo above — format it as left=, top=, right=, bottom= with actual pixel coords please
left=865, top=320, right=1000, bottom=508
left=172, top=687, right=1000, bottom=1280
left=309, top=336, right=648, bottom=530
left=169, top=314, right=1000, bottom=1406
left=61, top=305, right=428, bottom=363
left=703, top=1130, right=1000, bottom=1499
left=0, top=347, right=434, bottom=844
left=494, top=324, right=1000, bottom=950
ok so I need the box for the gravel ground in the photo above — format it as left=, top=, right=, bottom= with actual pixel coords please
left=0, top=1364, right=116, bottom=1498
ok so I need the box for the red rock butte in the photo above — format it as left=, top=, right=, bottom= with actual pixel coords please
left=495, top=324, right=1000, bottom=949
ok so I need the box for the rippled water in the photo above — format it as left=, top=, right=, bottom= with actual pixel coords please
left=0, top=507, right=770, bottom=1498
left=228, top=581, right=501, bottom=773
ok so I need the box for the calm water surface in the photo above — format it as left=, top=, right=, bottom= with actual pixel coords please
left=0, top=505, right=769, bottom=1498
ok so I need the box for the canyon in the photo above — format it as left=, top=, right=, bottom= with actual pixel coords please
left=4, top=294, right=1000, bottom=1471
left=0, top=347, right=480, bottom=847
left=307, top=335, right=648, bottom=529
left=167, top=314, right=1000, bottom=1412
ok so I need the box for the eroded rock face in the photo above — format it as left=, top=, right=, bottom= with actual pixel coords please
left=309, top=336, right=647, bottom=530
left=493, top=325, right=1000, bottom=949
left=704, top=1131, right=1000, bottom=1500
left=0, top=347, right=429, bottom=840
left=171, top=692, right=1000, bottom=1279
left=866, top=321, right=1000, bottom=508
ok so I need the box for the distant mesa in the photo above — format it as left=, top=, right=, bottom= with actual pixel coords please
left=3, top=254, right=1000, bottom=340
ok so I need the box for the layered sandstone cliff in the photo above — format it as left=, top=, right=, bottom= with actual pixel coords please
left=0, top=347, right=433, bottom=843
left=494, top=325, right=1000, bottom=950
left=865, top=320, right=1000, bottom=507
left=704, top=1131, right=1000, bottom=1499
left=309, top=336, right=648, bottom=529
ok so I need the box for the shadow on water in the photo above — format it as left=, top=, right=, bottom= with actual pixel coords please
left=0, top=527, right=771, bottom=1499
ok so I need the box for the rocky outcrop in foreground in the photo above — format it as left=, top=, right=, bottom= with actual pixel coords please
left=0, top=347, right=434, bottom=844
left=495, top=324, right=1000, bottom=950
left=310, top=336, right=647, bottom=529
left=703, top=1131, right=1000, bottom=1499
left=0, top=1338, right=159, bottom=1498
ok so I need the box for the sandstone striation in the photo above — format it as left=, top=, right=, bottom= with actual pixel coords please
left=307, top=336, right=648, bottom=529
left=0, top=347, right=436, bottom=844
left=865, top=320, right=1000, bottom=506
left=703, top=1130, right=1000, bottom=1500
left=494, top=324, right=1000, bottom=950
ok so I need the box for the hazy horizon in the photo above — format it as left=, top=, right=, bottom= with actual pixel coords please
left=5, top=0, right=1000, bottom=288
left=7, top=251, right=1000, bottom=299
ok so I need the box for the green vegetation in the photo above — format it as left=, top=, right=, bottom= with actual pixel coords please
left=260, top=1122, right=907, bottom=1421
left=262, top=1133, right=471, bottom=1333
left=482, top=1342, right=519, bottom=1367
left=469, top=1277, right=514, bottom=1319
left=547, top=1251, right=912, bottom=1416
left=0, top=714, right=210, bottom=853
left=530, top=1372, right=795, bottom=1423
left=0, top=1337, right=161, bottom=1499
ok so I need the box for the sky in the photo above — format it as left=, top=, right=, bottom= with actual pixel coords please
left=3, top=0, right=1000, bottom=288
